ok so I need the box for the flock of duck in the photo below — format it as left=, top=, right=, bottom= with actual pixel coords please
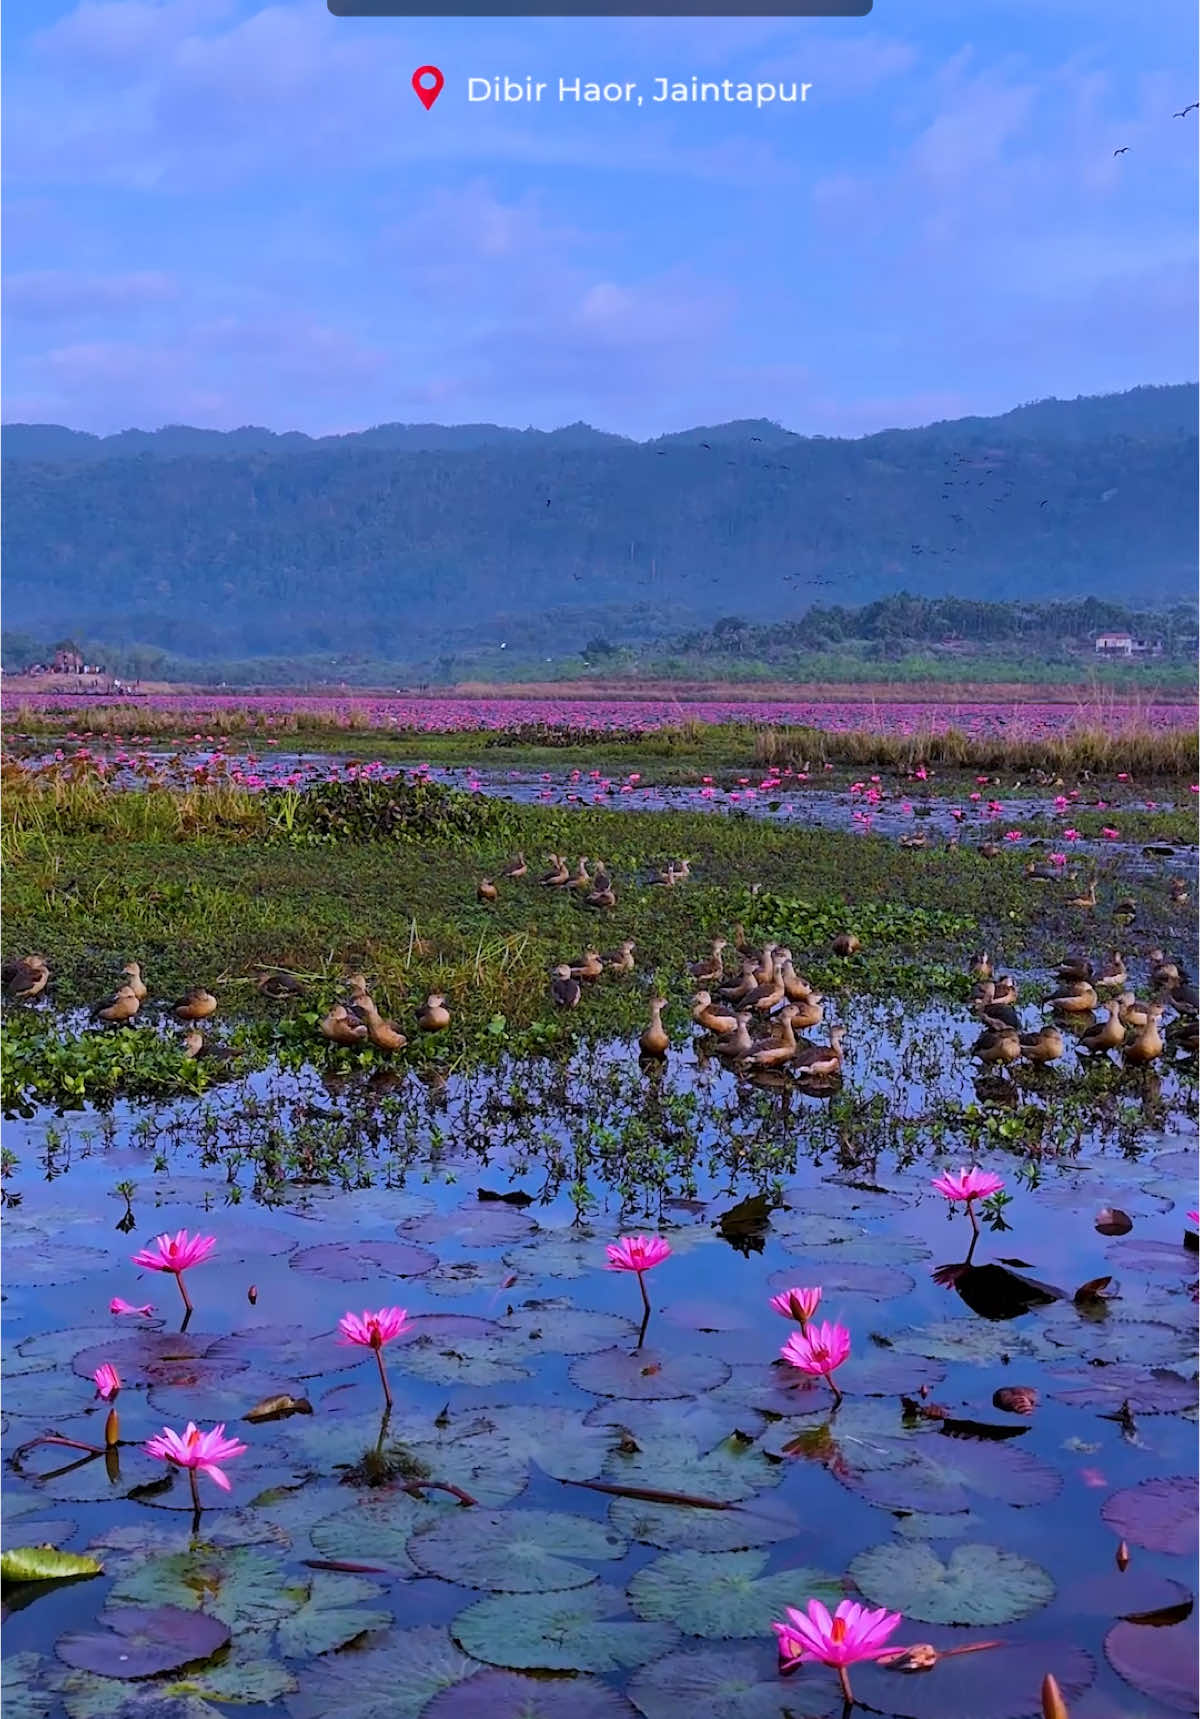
left=969, top=947, right=1198, bottom=1069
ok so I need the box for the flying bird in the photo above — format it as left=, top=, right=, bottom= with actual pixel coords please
left=1113, top=146, right=1129, bottom=155
left=1174, top=102, right=1199, bottom=117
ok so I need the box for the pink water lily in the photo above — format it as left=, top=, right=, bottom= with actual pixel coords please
left=110, top=1297, right=155, bottom=1318
left=773, top=1598, right=903, bottom=1702
left=607, top=1235, right=671, bottom=1344
left=146, top=1421, right=247, bottom=1514
left=93, top=1363, right=121, bottom=1401
left=770, top=1286, right=822, bottom=1325
left=1187, top=1210, right=1198, bottom=1227
left=338, top=1307, right=409, bottom=1410
left=131, top=1229, right=215, bottom=1317
left=781, top=1320, right=851, bottom=1403
left=933, top=1166, right=1005, bottom=1236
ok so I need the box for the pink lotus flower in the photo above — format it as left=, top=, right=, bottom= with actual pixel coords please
left=1049, top=853, right=1067, bottom=866
left=93, top=1363, right=121, bottom=1401
left=131, top=1229, right=215, bottom=1317
left=606, top=1235, right=672, bottom=1274
left=1101, top=827, right=1120, bottom=840
left=607, top=1235, right=671, bottom=1342
left=146, top=1421, right=247, bottom=1512
left=780, top=1320, right=852, bottom=1402
left=1063, top=827, right=1080, bottom=841
left=338, top=1306, right=409, bottom=1410
left=110, top=1297, right=155, bottom=1318
left=1187, top=1210, right=1199, bottom=1227
left=1004, top=830, right=1023, bottom=842
left=773, top=1598, right=903, bottom=1701
left=770, top=1286, right=822, bottom=1325
left=932, top=1166, right=1005, bottom=1235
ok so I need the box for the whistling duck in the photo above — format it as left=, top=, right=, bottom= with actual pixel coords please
left=715, top=1011, right=755, bottom=1059
left=740, top=1005, right=798, bottom=1069
left=1045, top=981, right=1099, bottom=1014
left=746, top=970, right=786, bottom=1014
left=793, top=1024, right=847, bottom=1080
left=346, top=972, right=372, bottom=999
left=978, top=842, right=1002, bottom=859
left=585, top=884, right=617, bottom=911
left=1024, top=861, right=1060, bottom=883
left=1055, top=955, right=1093, bottom=982
left=719, top=960, right=760, bottom=1004
left=173, top=987, right=217, bottom=1022
left=899, top=832, right=927, bottom=850
left=971, top=1026, right=1021, bottom=1066
left=692, top=990, right=738, bottom=1036
left=831, top=933, right=860, bottom=958
left=689, top=937, right=727, bottom=984
left=502, top=852, right=528, bottom=879
left=780, top=960, right=814, bottom=1004
left=789, top=992, right=825, bottom=1031
left=568, top=950, right=604, bottom=982
left=1169, top=877, right=1189, bottom=904
left=477, top=878, right=498, bottom=904
left=569, top=857, right=593, bottom=893
left=1079, top=1005, right=1125, bottom=1055
left=732, top=923, right=756, bottom=958
left=639, top=997, right=670, bottom=1058
left=538, top=855, right=569, bottom=888
left=1124, top=1005, right=1165, bottom=1066
left=969, top=952, right=992, bottom=980
left=255, top=968, right=304, bottom=999
left=1116, top=992, right=1152, bottom=1030
left=320, top=1004, right=368, bottom=1046
left=182, top=1029, right=206, bottom=1059
left=1067, top=880, right=1097, bottom=909
left=1168, top=1016, right=1199, bottom=1055
left=1018, top=1025, right=1065, bottom=1064
left=551, top=966, right=581, bottom=1009
left=989, top=975, right=1018, bottom=1006
left=1169, top=978, right=1198, bottom=1015
left=418, top=994, right=451, bottom=1032
left=120, top=962, right=148, bottom=1001
left=1094, top=953, right=1127, bottom=993
left=977, top=998, right=1022, bottom=1031
left=2, top=954, right=49, bottom=1000
left=93, top=984, right=140, bottom=1025
left=1149, top=950, right=1181, bottom=988
left=602, top=939, right=636, bottom=975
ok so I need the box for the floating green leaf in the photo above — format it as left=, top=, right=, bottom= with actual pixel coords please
left=569, top=1348, right=730, bottom=1401
left=500, top=1298, right=637, bottom=1354
left=849, top=1541, right=1054, bottom=1625
left=609, top=1494, right=799, bottom=1555
left=409, top=1508, right=626, bottom=1591
left=627, top=1643, right=835, bottom=1719
left=288, top=1240, right=436, bottom=1282
left=833, top=1432, right=1061, bottom=1513
left=627, top=1549, right=838, bottom=1639
left=310, top=1491, right=441, bottom=1573
left=284, top=1627, right=477, bottom=1719
left=423, top=1669, right=638, bottom=1718
left=3, top=1546, right=101, bottom=1584
left=604, top=1433, right=782, bottom=1503
left=452, top=1586, right=678, bottom=1672
left=108, top=1546, right=304, bottom=1633
left=1046, top=1364, right=1196, bottom=1416
left=396, top=1333, right=532, bottom=1387
left=2, top=1652, right=53, bottom=1719
left=276, top=1570, right=391, bottom=1657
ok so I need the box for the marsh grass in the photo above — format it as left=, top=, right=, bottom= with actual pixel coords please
left=752, top=718, right=1199, bottom=777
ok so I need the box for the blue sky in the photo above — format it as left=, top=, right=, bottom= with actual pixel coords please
left=3, top=0, right=1196, bottom=436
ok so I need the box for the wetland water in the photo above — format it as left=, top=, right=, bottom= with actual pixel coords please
left=3, top=992, right=1198, bottom=1718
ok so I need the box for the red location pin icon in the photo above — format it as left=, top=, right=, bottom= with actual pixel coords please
left=412, top=66, right=444, bottom=112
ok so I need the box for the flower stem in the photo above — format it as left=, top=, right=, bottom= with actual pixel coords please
left=188, top=1466, right=202, bottom=1534
left=373, top=1344, right=393, bottom=1411
left=838, top=1665, right=855, bottom=1705
left=174, top=1270, right=193, bottom=1313
left=966, top=1199, right=980, bottom=1237
left=827, top=1374, right=844, bottom=1406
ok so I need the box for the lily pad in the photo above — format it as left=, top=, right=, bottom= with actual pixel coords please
left=2, top=1652, right=53, bottom=1719
left=409, top=1508, right=627, bottom=1591
left=452, top=1585, right=678, bottom=1673
left=627, top=1549, right=838, bottom=1639
left=888, top=1321, right=1048, bottom=1365
left=711, top=1354, right=945, bottom=1416
left=1046, top=1364, right=1196, bottom=1416
left=108, top=1547, right=302, bottom=1632
left=289, top=1239, right=437, bottom=1282
left=849, top=1541, right=1054, bottom=1625
left=310, top=1490, right=440, bottom=1574
left=499, top=1298, right=637, bottom=1354
left=627, top=1642, right=835, bottom=1719
left=502, top=1231, right=607, bottom=1280
left=849, top=1632, right=1095, bottom=1719
left=5, top=1245, right=112, bottom=1288
left=423, top=1260, right=524, bottom=1299
left=285, top=1626, right=477, bottom=1719
left=1105, top=1618, right=1199, bottom=1713
left=398, top=1203, right=535, bottom=1248
left=1106, top=1238, right=1199, bottom=1278
left=1101, top=1476, right=1199, bottom=1556
left=2, top=1547, right=101, bottom=1584
left=569, top=1348, right=730, bottom=1401
left=424, top=1670, right=638, bottom=1718
left=608, top=1493, right=800, bottom=1555
left=56, top=1606, right=230, bottom=1678
left=164, top=1634, right=297, bottom=1707
left=71, top=1332, right=246, bottom=1390
left=604, top=1432, right=782, bottom=1503
left=397, top=1333, right=532, bottom=1387
left=770, top=1213, right=863, bottom=1251
left=799, top=1234, right=932, bottom=1267
left=833, top=1432, right=1061, bottom=1513
left=769, top=1261, right=915, bottom=1300
left=205, top=1323, right=362, bottom=1378
left=276, top=1569, right=392, bottom=1657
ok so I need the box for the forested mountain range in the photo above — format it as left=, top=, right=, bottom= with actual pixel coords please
left=2, top=384, right=1194, bottom=663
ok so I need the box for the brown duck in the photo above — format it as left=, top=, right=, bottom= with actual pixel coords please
left=255, top=968, right=304, bottom=1000
left=551, top=966, right=581, bottom=1009
left=538, top=855, right=570, bottom=888
left=688, top=938, right=727, bottom=984
left=639, top=997, right=670, bottom=1058
left=740, top=1005, right=798, bottom=1069
left=477, top=877, right=498, bottom=904
left=1018, top=1025, right=1065, bottom=1064
left=715, top=1011, right=755, bottom=1059
left=502, top=852, right=528, bottom=879
left=831, top=933, right=860, bottom=958
left=1078, top=1005, right=1124, bottom=1055
left=320, top=1004, right=368, bottom=1046
left=92, top=984, right=141, bottom=1025
left=1094, top=952, right=1127, bottom=993
left=1045, top=981, right=1098, bottom=1014
left=602, top=939, right=636, bottom=975
left=569, top=857, right=593, bottom=892
left=418, top=994, right=451, bottom=1032
left=568, top=949, right=604, bottom=982
left=971, top=1026, right=1021, bottom=1066
left=692, top=990, right=738, bottom=1036
left=173, top=987, right=218, bottom=1022
left=352, top=998, right=408, bottom=1052
left=1124, top=1004, right=1165, bottom=1066
left=3, top=954, right=50, bottom=1000
left=793, top=1024, right=847, bottom=1080
left=120, top=961, right=148, bottom=1001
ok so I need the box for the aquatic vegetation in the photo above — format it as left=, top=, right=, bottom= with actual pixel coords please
left=931, top=1166, right=1006, bottom=1235
left=92, top=1363, right=120, bottom=1401
left=768, top=1285, right=821, bottom=1324
left=773, top=1596, right=902, bottom=1703
left=338, top=1306, right=411, bottom=1410
left=779, top=1320, right=852, bottom=1403
left=129, top=1227, right=216, bottom=1316
left=144, top=1421, right=249, bottom=1515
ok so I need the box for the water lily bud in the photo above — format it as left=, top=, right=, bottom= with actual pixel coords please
left=1116, top=1540, right=1130, bottom=1571
left=247, top=1284, right=258, bottom=1305
left=1041, top=1673, right=1069, bottom=1719
left=104, top=1407, right=120, bottom=1448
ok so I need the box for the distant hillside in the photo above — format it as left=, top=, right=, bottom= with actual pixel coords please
left=1, top=384, right=1195, bottom=660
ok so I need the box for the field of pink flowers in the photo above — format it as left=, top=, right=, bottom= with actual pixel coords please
left=5, top=691, right=1197, bottom=737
